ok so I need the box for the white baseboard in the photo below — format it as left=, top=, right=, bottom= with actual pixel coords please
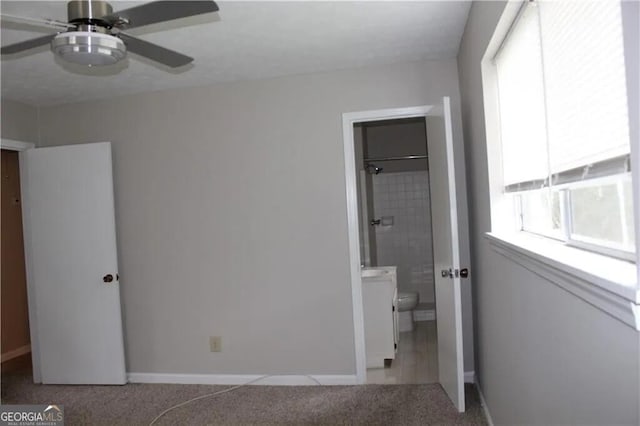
left=1, top=344, right=31, bottom=363
left=128, top=371, right=474, bottom=387
left=127, top=373, right=357, bottom=386
left=464, top=370, right=475, bottom=383
left=475, top=380, right=495, bottom=426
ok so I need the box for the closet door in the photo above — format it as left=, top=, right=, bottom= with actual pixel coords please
left=21, top=142, right=126, bottom=384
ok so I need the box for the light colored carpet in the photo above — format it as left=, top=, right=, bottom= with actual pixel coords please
left=2, top=371, right=487, bottom=425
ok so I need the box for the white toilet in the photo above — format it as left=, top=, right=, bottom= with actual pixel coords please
left=397, top=291, right=419, bottom=332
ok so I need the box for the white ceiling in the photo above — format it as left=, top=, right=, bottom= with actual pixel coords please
left=1, top=1, right=471, bottom=107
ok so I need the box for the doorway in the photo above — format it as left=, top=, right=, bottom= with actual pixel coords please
left=354, top=118, right=438, bottom=384
left=1, top=148, right=31, bottom=375
left=342, top=100, right=466, bottom=411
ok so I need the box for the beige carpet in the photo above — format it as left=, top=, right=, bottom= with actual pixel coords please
left=1, top=371, right=487, bottom=425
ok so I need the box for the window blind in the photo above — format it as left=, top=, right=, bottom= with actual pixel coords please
left=495, top=0, right=631, bottom=189
left=494, top=3, right=548, bottom=186
left=539, top=0, right=630, bottom=175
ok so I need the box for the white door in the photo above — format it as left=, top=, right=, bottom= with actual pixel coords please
left=426, top=97, right=465, bottom=412
left=20, top=142, right=126, bottom=384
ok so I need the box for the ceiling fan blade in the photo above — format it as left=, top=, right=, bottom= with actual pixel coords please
left=1, top=14, right=74, bottom=30
left=1, top=34, right=56, bottom=55
left=102, top=1, right=218, bottom=29
left=119, top=33, right=192, bottom=68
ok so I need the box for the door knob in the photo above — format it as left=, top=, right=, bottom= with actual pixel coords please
left=460, top=268, right=469, bottom=278
left=103, top=274, right=114, bottom=283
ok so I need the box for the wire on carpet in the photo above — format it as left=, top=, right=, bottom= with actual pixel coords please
left=148, top=374, right=323, bottom=425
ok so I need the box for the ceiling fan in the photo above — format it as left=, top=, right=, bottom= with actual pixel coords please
left=1, top=0, right=219, bottom=68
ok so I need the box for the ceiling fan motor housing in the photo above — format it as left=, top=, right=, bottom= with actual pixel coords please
left=67, top=0, right=113, bottom=26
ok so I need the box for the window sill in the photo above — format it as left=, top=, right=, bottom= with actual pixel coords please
left=486, top=232, right=640, bottom=330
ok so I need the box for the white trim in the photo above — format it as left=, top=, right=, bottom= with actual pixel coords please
left=127, top=373, right=357, bottom=386
left=342, top=105, right=433, bottom=385
left=486, top=233, right=640, bottom=330
left=464, top=370, right=475, bottom=383
left=342, top=105, right=433, bottom=125
left=476, top=382, right=495, bottom=426
left=1, top=344, right=31, bottom=362
left=620, top=0, right=640, bottom=284
left=1, top=138, right=35, bottom=151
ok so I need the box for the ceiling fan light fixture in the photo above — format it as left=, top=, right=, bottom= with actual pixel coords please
left=51, top=31, right=126, bottom=66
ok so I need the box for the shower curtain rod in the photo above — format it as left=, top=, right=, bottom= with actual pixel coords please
left=363, top=155, right=428, bottom=162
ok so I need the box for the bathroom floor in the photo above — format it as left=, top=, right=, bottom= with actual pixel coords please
left=366, top=320, right=438, bottom=384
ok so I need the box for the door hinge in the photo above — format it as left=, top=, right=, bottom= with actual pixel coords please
left=392, top=305, right=395, bottom=312
left=394, top=343, right=397, bottom=350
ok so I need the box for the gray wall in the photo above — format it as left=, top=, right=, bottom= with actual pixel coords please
left=35, top=59, right=475, bottom=375
left=1, top=99, right=39, bottom=143
left=457, top=2, right=639, bottom=424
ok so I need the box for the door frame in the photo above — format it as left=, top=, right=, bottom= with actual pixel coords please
left=341, top=105, right=433, bottom=384
left=2, top=139, right=35, bottom=152
left=1, top=138, right=38, bottom=379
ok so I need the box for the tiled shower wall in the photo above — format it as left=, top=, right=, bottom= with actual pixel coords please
left=371, top=171, right=435, bottom=304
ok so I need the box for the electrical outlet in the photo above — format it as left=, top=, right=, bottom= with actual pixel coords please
left=209, top=336, right=222, bottom=352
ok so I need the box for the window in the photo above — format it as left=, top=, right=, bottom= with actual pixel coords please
left=494, top=0, right=635, bottom=260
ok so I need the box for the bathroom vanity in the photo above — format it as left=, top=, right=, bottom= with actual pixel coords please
left=361, top=266, right=399, bottom=368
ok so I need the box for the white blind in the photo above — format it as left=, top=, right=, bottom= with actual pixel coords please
left=495, top=0, right=630, bottom=187
left=495, top=3, right=548, bottom=186
left=539, top=0, right=630, bottom=174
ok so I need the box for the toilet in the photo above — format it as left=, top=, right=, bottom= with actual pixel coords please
left=397, top=291, right=419, bottom=332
